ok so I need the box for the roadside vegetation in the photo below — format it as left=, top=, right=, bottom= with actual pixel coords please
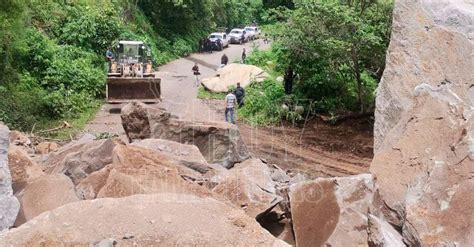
left=0, top=0, right=263, bottom=137
left=241, top=0, right=393, bottom=125
left=0, top=0, right=393, bottom=134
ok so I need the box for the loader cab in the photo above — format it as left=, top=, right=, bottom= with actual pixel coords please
left=116, top=41, right=150, bottom=64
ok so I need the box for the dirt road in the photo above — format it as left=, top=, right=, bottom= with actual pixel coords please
left=85, top=40, right=268, bottom=135
left=84, top=39, right=372, bottom=178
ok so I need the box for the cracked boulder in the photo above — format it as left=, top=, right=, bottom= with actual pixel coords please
left=289, top=174, right=377, bottom=247
left=96, top=144, right=210, bottom=199
left=42, top=138, right=122, bottom=184
left=0, top=194, right=290, bottom=246
left=212, top=158, right=281, bottom=218
left=121, top=102, right=250, bottom=168
left=131, top=139, right=213, bottom=174
left=0, top=124, right=20, bottom=231
left=371, top=0, right=473, bottom=245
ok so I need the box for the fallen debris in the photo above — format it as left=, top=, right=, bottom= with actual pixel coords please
left=0, top=194, right=290, bottom=246
left=121, top=102, right=250, bottom=168
left=201, top=63, right=269, bottom=93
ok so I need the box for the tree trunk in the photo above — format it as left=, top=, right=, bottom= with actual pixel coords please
left=351, top=47, right=364, bottom=113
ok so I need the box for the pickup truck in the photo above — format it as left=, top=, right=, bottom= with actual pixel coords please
left=228, top=29, right=250, bottom=44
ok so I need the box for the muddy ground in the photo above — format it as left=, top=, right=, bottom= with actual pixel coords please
left=85, top=39, right=373, bottom=179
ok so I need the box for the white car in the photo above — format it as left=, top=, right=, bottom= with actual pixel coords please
left=208, top=32, right=229, bottom=50
left=228, top=29, right=250, bottom=44
left=244, top=26, right=261, bottom=40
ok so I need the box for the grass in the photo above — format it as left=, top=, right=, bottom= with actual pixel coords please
left=35, top=100, right=102, bottom=141
left=197, top=86, right=227, bottom=100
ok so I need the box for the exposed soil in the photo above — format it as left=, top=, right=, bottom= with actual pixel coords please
left=238, top=118, right=373, bottom=178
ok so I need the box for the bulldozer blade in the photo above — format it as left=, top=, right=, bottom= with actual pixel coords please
left=106, top=77, right=161, bottom=103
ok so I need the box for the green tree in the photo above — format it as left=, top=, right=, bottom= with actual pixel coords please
left=275, top=0, right=393, bottom=113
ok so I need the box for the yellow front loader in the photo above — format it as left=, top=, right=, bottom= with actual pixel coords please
left=106, top=41, right=161, bottom=103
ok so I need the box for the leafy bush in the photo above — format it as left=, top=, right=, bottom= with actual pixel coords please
left=239, top=79, right=286, bottom=125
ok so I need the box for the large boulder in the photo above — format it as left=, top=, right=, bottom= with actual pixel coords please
left=96, top=144, right=210, bottom=199
left=0, top=124, right=20, bottom=231
left=7, top=145, right=44, bottom=193
left=131, top=139, right=213, bottom=174
left=14, top=174, right=79, bottom=226
left=371, top=0, right=473, bottom=245
left=212, top=158, right=280, bottom=218
left=371, top=0, right=474, bottom=246
left=289, top=174, right=380, bottom=247
left=201, top=63, right=269, bottom=93
left=121, top=102, right=250, bottom=168
left=43, top=138, right=121, bottom=184
left=0, top=194, right=290, bottom=246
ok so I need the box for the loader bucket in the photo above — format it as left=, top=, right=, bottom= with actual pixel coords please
left=106, top=77, right=161, bottom=103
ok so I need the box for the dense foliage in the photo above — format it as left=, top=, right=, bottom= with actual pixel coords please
left=241, top=0, right=393, bottom=125
left=0, top=0, right=264, bottom=131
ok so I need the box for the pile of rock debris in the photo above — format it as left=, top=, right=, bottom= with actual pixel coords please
left=0, top=0, right=472, bottom=245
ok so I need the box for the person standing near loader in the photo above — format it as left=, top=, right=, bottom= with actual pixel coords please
left=224, top=90, right=237, bottom=124
left=234, top=83, right=245, bottom=108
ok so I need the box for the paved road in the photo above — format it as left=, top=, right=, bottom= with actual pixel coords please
left=84, top=39, right=269, bottom=135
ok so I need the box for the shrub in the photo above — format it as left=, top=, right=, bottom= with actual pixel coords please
left=239, top=79, right=286, bottom=125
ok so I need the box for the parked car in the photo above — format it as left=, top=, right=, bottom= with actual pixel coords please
left=208, top=32, right=229, bottom=50
left=244, top=26, right=261, bottom=40
left=228, top=28, right=250, bottom=44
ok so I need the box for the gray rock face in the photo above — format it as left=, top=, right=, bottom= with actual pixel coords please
left=374, top=0, right=473, bottom=152
left=121, top=102, right=250, bottom=168
left=371, top=0, right=473, bottom=245
left=0, top=124, right=19, bottom=231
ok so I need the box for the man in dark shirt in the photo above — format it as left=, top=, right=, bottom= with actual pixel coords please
left=234, top=83, right=245, bottom=108
left=221, top=54, right=229, bottom=67
left=284, top=66, right=296, bottom=94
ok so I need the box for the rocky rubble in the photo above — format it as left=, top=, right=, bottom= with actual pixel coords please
left=0, top=124, right=20, bottom=231
left=0, top=194, right=289, bottom=246
left=372, top=0, right=474, bottom=245
left=121, top=102, right=251, bottom=168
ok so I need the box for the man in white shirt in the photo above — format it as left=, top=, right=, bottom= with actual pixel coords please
left=224, top=91, right=237, bottom=124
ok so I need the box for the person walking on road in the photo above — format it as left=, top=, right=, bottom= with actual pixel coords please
left=224, top=90, right=237, bottom=124
left=192, top=63, right=201, bottom=87
left=234, top=83, right=245, bottom=108
left=221, top=54, right=229, bottom=67
left=242, top=48, right=247, bottom=64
